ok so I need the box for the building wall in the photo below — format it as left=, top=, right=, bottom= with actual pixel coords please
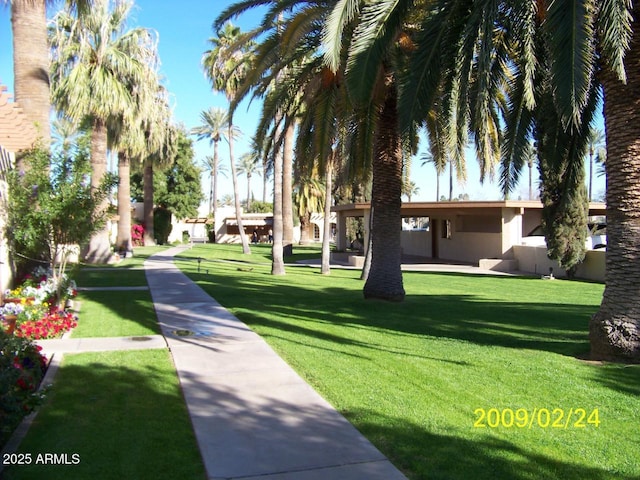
left=401, top=230, right=431, bottom=257
left=513, top=245, right=605, bottom=282
left=0, top=147, right=13, bottom=293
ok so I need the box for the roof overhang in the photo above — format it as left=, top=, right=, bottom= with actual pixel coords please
left=0, top=85, right=39, bottom=153
left=332, top=200, right=607, bottom=217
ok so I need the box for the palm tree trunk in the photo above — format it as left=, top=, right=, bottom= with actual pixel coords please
left=229, top=122, right=251, bottom=254
left=85, top=119, right=112, bottom=263
left=272, top=133, right=285, bottom=275
left=360, top=205, right=374, bottom=281
left=321, top=157, right=334, bottom=274
left=449, top=161, right=453, bottom=201
left=11, top=0, right=51, bottom=157
left=246, top=174, right=252, bottom=211
left=363, top=81, right=405, bottom=301
left=588, top=149, right=594, bottom=202
left=116, top=151, right=133, bottom=255
left=299, top=212, right=311, bottom=245
left=143, top=158, right=155, bottom=246
left=590, top=4, right=640, bottom=362
left=212, top=142, right=219, bottom=242
left=436, top=174, right=440, bottom=201
left=263, top=157, right=268, bottom=204
left=282, top=120, right=295, bottom=256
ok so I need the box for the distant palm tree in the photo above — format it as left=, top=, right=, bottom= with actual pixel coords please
left=191, top=107, right=232, bottom=221
left=586, top=128, right=605, bottom=202
left=221, top=194, right=233, bottom=206
left=237, top=151, right=261, bottom=211
left=49, top=0, right=157, bottom=263
left=403, top=181, right=420, bottom=202
left=201, top=154, right=229, bottom=215
left=421, top=150, right=446, bottom=201
left=294, top=174, right=324, bottom=245
left=202, top=22, right=254, bottom=254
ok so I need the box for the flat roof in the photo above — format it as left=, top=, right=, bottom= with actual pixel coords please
left=332, top=200, right=607, bottom=217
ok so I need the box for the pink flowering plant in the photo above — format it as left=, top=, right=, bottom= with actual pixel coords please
left=16, top=311, right=78, bottom=340
left=132, top=224, right=145, bottom=246
left=0, top=330, right=48, bottom=448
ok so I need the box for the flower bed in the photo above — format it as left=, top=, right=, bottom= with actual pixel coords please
left=2, top=267, right=79, bottom=340
left=0, top=330, right=48, bottom=448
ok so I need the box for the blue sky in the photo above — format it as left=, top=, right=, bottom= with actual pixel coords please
left=0, top=1, right=605, bottom=203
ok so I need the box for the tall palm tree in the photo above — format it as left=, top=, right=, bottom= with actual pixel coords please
left=201, top=155, right=229, bottom=216
left=202, top=22, right=254, bottom=255
left=237, top=150, right=261, bottom=211
left=49, top=0, right=157, bottom=263
left=586, top=127, right=605, bottom=202
left=8, top=0, right=93, bottom=165
left=191, top=107, right=230, bottom=223
left=392, top=0, right=637, bottom=360
left=282, top=121, right=295, bottom=256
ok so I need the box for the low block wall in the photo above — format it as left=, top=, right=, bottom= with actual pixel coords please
left=513, top=245, right=604, bottom=282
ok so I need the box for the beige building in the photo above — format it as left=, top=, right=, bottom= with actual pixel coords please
left=333, top=200, right=607, bottom=280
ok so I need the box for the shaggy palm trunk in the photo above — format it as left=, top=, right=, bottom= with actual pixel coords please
left=229, top=123, right=251, bottom=254
left=321, top=157, right=334, bottom=275
left=116, top=152, right=133, bottom=255
left=299, top=212, right=311, bottom=245
left=282, top=120, right=295, bottom=256
left=212, top=142, right=219, bottom=242
left=363, top=83, right=405, bottom=301
left=85, top=120, right=112, bottom=263
left=143, top=158, right=155, bottom=246
left=11, top=0, right=51, bottom=155
left=590, top=4, right=640, bottom=362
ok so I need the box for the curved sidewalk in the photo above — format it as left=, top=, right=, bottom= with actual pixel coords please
left=145, top=246, right=407, bottom=480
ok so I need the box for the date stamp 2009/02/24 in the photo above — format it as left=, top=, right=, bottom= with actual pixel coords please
left=473, top=408, right=601, bottom=429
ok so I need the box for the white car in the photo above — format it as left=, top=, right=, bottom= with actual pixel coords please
left=522, top=223, right=606, bottom=250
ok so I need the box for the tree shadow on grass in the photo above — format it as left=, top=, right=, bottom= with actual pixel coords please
left=2, top=351, right=205, bottom=480
left=6, top=349, right=632, bottom=480
left=183, top=265, right=640, bottom=398
left=72, top=289, right=161, bottom=337
left=354, top=408, right=637, bottom=480
left=187, top=269, right=596, bottom=358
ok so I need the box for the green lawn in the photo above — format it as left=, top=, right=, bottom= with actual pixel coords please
left=71, top=290, right=160, bottom=338
left=175, top=244, right=640, bottom=480
left=2, top=248, right=205, bottom=480
left=2, top=350, right=205, bottom=480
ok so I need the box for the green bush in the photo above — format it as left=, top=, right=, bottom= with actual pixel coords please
left=153, top=208, right=173, bottom=245
left=0, top=330, right=48, bottom=448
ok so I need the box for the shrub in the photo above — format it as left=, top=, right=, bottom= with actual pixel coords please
left=153, top=208, right=172, bottom=245
left=0, top=330, right=48, bottom=448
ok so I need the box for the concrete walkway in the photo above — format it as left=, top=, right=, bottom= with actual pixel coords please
left=145, top=246, right=407, bottom=480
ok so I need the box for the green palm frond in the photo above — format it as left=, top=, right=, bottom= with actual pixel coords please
left=544, top=0, right=597, bottom=128
left=345, top=0, right=412, bottom=106
left=596, top=0, right=633, bottom=82
left=323, top=0, right=360, bottom=71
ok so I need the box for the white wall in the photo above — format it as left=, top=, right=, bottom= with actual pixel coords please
left=513, top=245, right=605, bottom=281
